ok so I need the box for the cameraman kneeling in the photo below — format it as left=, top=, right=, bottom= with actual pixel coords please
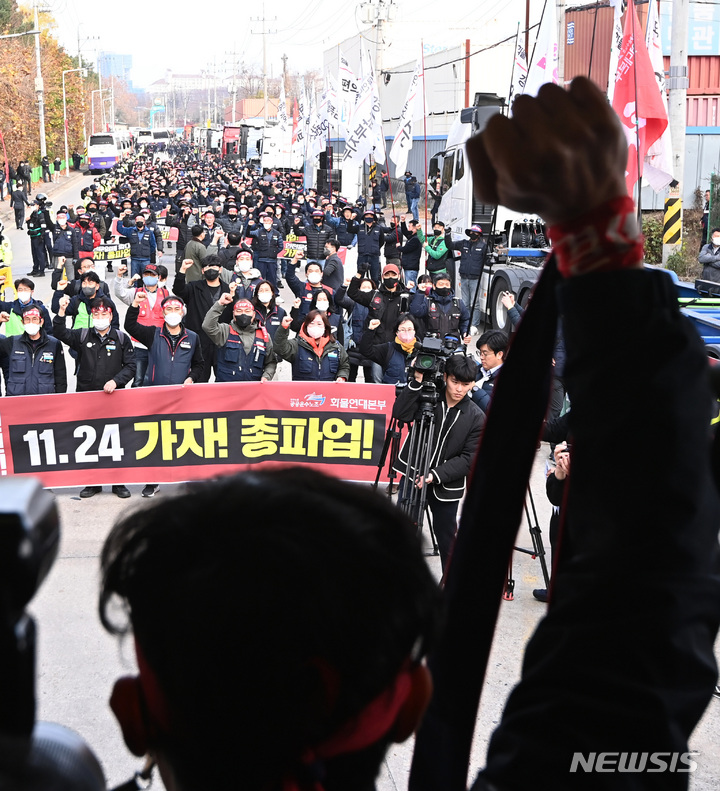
left=394, top=354, right=485, bottom=570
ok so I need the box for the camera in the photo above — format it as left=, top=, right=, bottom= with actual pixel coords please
left=409, top=334, right=462, bottom=382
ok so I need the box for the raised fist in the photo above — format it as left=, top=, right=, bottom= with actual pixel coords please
left=368, top=319, right=381, bottom=331
left=218, top=292, right=233, bottom=306
left=117, top=263, right=128, bottom=276
left=180, top=259, right=193, bottom=274
left=59, top=295, right=70, bottom=311
left=281, top=316, right=293, bottom=329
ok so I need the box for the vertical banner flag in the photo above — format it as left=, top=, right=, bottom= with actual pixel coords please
left=389, top=56, right=424, bottom=177
left=308, top=86, right=330, bottom=159
left=342, top=49, right=385, bottom=166
left=339, top=54, right=359, bottom=136
left=293, top=79, right=308, bottom=155
left=508, top=39, right=529, bottom=112
left=326, top=72, right=340, bottom=132
left=643, top=0, right=673, bottom=191
left=607, top=0, right=626, bottom=103
left=278, top=79, right=288, bottom=135
left=524, top=0, right=559, bottom=96
left=611, top=0, right=668, bottom=197
left=291, top=98, right=299, bottom=145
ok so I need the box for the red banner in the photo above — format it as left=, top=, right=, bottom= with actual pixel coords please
left=0, top=382, right=396, bottom=488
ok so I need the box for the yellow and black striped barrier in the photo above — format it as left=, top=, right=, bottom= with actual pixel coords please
left=664, top=196, right=682, bottom=245
left=369, top=163, right=377, bottom=181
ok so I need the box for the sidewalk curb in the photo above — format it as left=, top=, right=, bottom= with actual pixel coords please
left=0, top=170, right=88, bottom=226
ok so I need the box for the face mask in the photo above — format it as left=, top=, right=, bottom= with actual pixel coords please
left=240, top=209, right=248, bottom=216
left=433, top=229, right=442, bottom=236
left=713, top=237, right=720, bottom=246
left=383, top=277, right=398, bottom=289
left=235, top=314, right=252, bottom=328
left=397, top=330, right=415, bottom=342
left=307, top=271, right=322, bottom=285
left=204, top=268, right=220, bottom=281
left=79, top=220, right=89, bottom=227
left=291, top=208, right=298, bottom=214
left=235, top=260, right=252, bottom=273
left=165, top=313, right=182, bottom=327
left=17, top=291, right=32, bottom=304
left=469, top=233, right=480, bottom=240
left=24, top=322, right=40, bottom=336
left=262, top=222, right=272, bottom=230
left=229, top=213, right=237, bottom=219
left=360, top=288, right=372, bottom=294
left=140, top=202, right=148, bottom=208
left=314, top=218, right=323, bottom=225
left=315, top=300, right=329, bottom=312
left=435, top=287, right=451, bottom=297
left=82, top=286, right=96, bottom=297
left=136, top=222, right=145, bottom=229
left=143, top=276, right=158, bottom=287
left=257, top=291, right=273, bottom=304
left=306, top=324, right=325, bottom=339
left=93, top=318, right=110, bottom=331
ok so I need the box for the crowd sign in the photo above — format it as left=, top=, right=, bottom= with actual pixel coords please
left=0, top=382, right=396, bottom=487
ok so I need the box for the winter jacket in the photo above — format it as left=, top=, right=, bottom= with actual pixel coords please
left=0, top=331, right=67, bottom=395
left=273, top=325, right=350, bottom=381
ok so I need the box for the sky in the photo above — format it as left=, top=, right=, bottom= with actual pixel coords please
left=27, top=0, right=549, bottom=91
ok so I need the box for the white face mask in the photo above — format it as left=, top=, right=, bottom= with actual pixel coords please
left=236, top=260, right=252, bottom=273
left=165, top=313, right=182, bottom=327
left=306, top=324, right=325, bottom=339
left=24, top=322, right=40, bottom=336
left=713, top=236, right=720, bottom=246
left=17, top=291, right=32, bottom=304
left=307, top=271, right=322, bottom=285
left=315, top=301, right=329, bottom=312
left=257, top=291, right=273, bottom=304
left=93, top=318, right=110, bottom=331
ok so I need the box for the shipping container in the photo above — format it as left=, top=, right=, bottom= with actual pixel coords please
left=687, top=95, right=720, bottom=127
left=662, top=55, right=720, bottom=96
left=564, top=3, right=614, bottom=91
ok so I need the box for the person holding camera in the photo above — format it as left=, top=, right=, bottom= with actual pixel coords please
left=393, top=353, right=485, bottom=570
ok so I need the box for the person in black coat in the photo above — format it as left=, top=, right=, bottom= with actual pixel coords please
left=173, top=254, right=231, bottom=382
left=393, top=352, right=485, bottom=569
left=10, top=188, right=29, bottom=229
left=320, top=240, right=345, bottom=293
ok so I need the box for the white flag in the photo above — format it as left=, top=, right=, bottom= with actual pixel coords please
left=389, top=57, right=424, bottom=176
left=293, top=79, right=308, bottom=155
left=326, top=72, right=340, bottom=131
left=524, top=1, right=559, bottom=97
left=278, top=79, right=288, bottom=135
left=607, top=0, right=625, bottom=103
left=308, top=87, right=330, bottom=159
left=339, top=54, right=359, bottom=136
left=508, top=39, right=528, bottom=112
left=643, top=0, right=673, bottom=191
left=342, top=51, right=385, bottom=165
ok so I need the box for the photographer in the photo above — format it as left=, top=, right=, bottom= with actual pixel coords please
left=393, top=353, right=485, bottom=570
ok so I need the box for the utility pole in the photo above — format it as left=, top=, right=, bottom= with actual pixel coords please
left=77, top=26, right=98, bottom=149
left=557, top=0, right=565, bottom=87
left=664, top=0, right=689, bottom=263
left=281, top=53, right=288, bottom=95
left=33, top=0, right=47, bottom=158
left=360, top=0, right=396, bottom=75
left=224, top=46, right=241, bottom=124
left=250, top=3, right=277, bottom=128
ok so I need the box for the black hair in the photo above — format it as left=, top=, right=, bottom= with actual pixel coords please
left=302, top=308, right=332, bottom=336
left=393, top=312, right=420, bottom=336
left=445, top=353, right=477, bottom=384
left=432, top=273, right=452, bottom=286
left=326, top=239, right=339, bottom=252
left=99, top=469, right=441, bottom=791
left=15, top=278, right=35, bottom=291
left=227, top=232, right=241, bottom=245
left=156, top=264, right=168, bottom=280
left=433, top=221, right=445, bottom=228
left=477, top=329, right=509, bottom=356
left=711, top=228, right=720, bottom=236
left=90, top=295, right=113, bottom=311
left=191, top=225, right=205, bottom=238
left=202, top=254, right=221, bottom=269
left=309, top=289, right=333, bottom=313
left=251, top=279, right=277, bottom=311
left=81, top=271, right=101, bottom=285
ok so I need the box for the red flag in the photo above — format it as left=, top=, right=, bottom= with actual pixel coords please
left=291, top=98, right=299, bottom=145
left=611, top=0, right=668, bottom=197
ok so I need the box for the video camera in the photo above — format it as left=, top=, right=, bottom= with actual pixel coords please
left=409, top=334, right=462, bottom=384
left=0, top=478, right=105, bottom=791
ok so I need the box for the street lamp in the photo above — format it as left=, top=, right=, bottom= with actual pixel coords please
left=63, top=67, right=87, bottom=177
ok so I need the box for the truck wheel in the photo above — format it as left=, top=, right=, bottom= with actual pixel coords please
left=488, top=276, right=511, bottom=331
left=518, top=288, right=531, bottom=309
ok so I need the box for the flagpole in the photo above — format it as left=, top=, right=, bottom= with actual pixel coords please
left=508, top=23, right=520, bottom=106
left=421, top=40, right=429, bottom=237
left=630, top=0, right=643, bottom=223
left=379, top=134, right=397, bottom=228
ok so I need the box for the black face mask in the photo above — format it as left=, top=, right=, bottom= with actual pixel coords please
left=435, top=287, right=451, bottom=297
left=433, top=229, right=442, bottom=236
left=469, top=233, right=480, bottom=241
left=203, top=268, right=220, bottom=281
left=383, top=277, right=398, bottom=289
left=136, top=222, right=145, bottom=229
left=235, top=314, right=252, bottom=328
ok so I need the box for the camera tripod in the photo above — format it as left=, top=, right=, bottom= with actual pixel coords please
left=373, top=384, right=440, bottom=557
left=503, top=487, right=551, bottom=600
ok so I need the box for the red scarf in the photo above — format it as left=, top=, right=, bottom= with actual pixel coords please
left=299, top=327, right=331, bottom=358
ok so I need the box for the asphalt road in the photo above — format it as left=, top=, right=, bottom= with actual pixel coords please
left=3, top=175, right=719, bottom=790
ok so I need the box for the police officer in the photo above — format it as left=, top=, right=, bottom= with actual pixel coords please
left=0, top=305, right=66, bottom=395
left=53, top=294, right=135, bottom=499
left=202, top=295, right=276, bottom=382
left=26, top=194, right=53, bottom=276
